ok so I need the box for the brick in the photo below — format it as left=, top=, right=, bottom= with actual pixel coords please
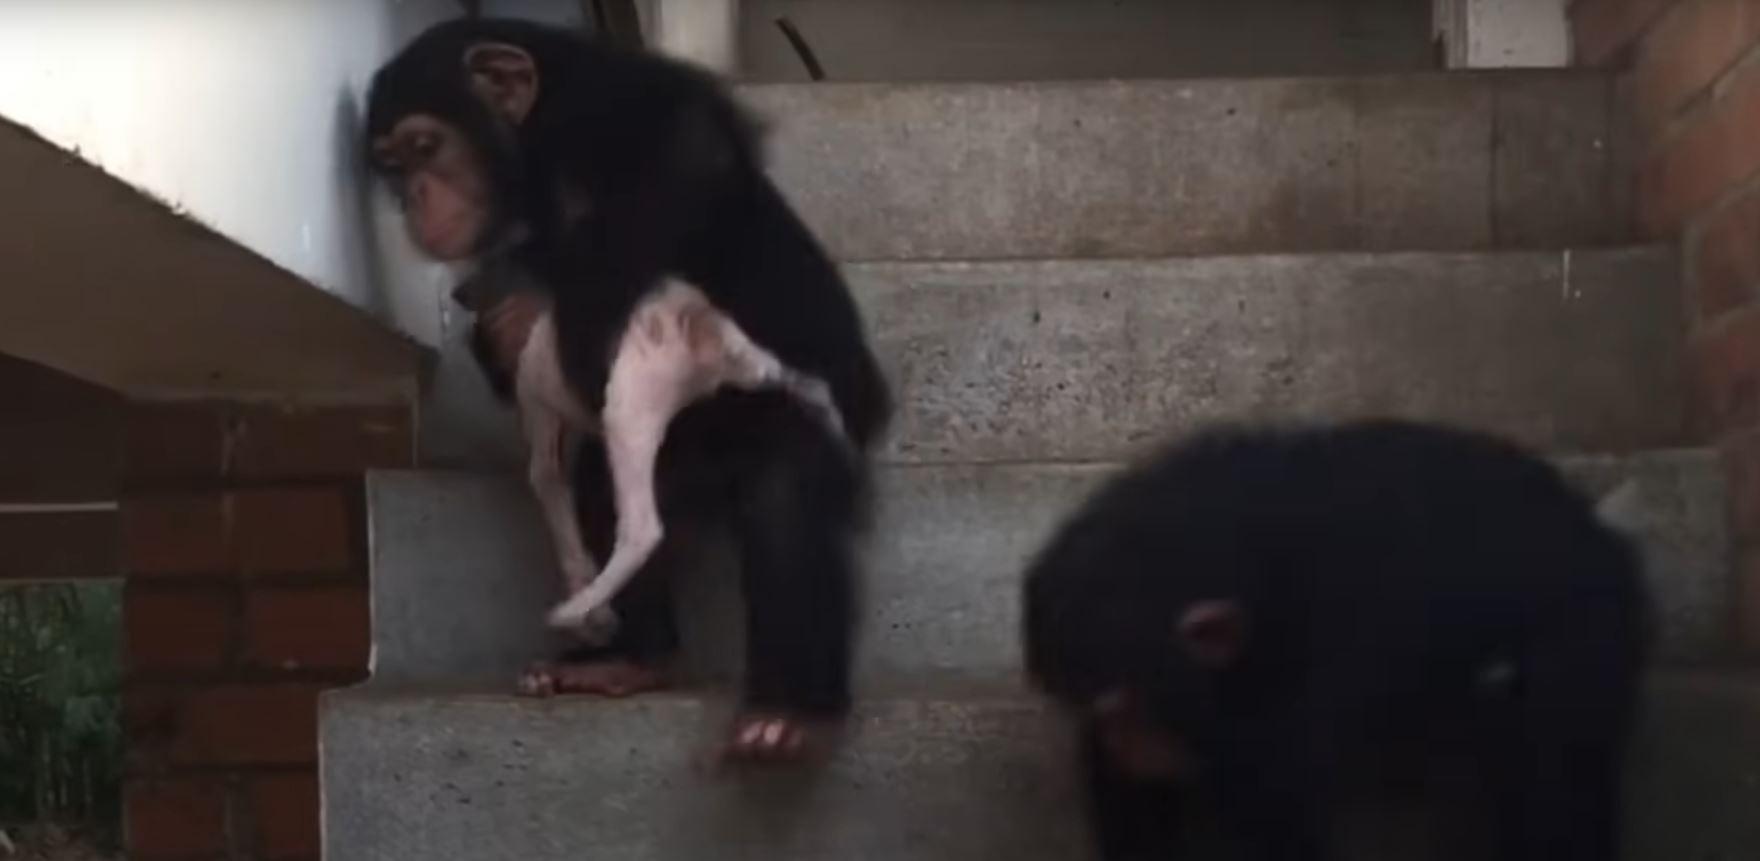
left=124, top=685, right=180, bottom=752
left=1573, top=0, right=1680, bottom=65
left=123, top=491, right=229, bottom=577
left=244, top=587, right=369, bottom=672
left=232, top=404, right=414, bottom=480
left=137, top=684, right=323, bottom=767
left=247, top=772, right=320, bottom=858
left=1695, top=184, right=1760, bottom=319
left=0, top=510, right=118, bottom=580
left=232, top=488, right=353, bottom=574
left=1691, top=305, right=1760, bottom=433
left=123, top=401, right=228, bottom=484
left=1737, top=547, right=1760, bottom=653
left=1720, top=428, right=1760, bottom=541
left=1629, top=0, right=1760, bottom=132
left=124, top=777, right=229, bottom=857
left=126, top=585, right=234, bottom=672
left=1639, top=56, right=1760, bottom=234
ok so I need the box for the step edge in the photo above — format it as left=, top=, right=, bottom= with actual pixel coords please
left=735, top=67, right=1608, bottom=98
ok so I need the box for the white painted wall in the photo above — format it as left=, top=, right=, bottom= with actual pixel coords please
left=1434, top=0, right=1570, bottom=68
left=0, top=0, right=462, bottom=345
left=649, top=0, right=742, bottom=74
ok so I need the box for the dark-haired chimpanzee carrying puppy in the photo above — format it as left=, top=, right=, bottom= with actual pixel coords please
left=1024, top=420, right=1649, bottom=860
left=364, top=18, right=891, bottom=760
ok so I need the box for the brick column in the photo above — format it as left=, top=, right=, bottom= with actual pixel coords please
left=120, top=401, right=412, bottom=861
left=1573, top=0, right=1760, bottom=652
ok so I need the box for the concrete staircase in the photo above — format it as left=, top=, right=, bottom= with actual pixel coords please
left=323, top=71, right=1760, bottom=860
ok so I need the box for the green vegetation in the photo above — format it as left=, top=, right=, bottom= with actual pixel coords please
left=0, top=582, right=123, bottom=850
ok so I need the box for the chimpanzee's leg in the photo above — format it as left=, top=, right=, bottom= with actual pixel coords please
left=519, top=436, right=681, bottom=697
left=720, top=392, right=862, bottom=759
left=1495, top=592, right=1643, bottom=861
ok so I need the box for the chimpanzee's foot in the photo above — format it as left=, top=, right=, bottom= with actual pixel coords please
left=716, top=710, right=842, bottom=765
left=516, top=658, right=671, bottom=698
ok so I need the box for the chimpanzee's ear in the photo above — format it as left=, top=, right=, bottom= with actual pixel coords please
left=1175, top=600, right=1249, bottom=669
left=464, top=42, right=540, bottom=125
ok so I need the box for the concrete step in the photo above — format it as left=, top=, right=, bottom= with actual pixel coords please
left=741, top=72, right=1632, bottom=262
left=322, top=671, right=1760, bottom=861
left=421, top=248, right=1684, bottom=467
left=365, top=449, right=1727, bottom=688
left=855, top=248, right=1683, bottom=463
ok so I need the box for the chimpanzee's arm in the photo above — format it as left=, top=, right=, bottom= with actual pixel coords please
left=542, top=75, right=752, bottom=407
left=1083, top=724, right=1185, bottom=861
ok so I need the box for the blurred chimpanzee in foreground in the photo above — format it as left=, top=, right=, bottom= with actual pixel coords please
left=1024, top=420, right=1649, bottom=860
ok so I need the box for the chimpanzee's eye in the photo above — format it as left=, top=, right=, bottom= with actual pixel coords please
left=410, top=132, right=442, bottom=163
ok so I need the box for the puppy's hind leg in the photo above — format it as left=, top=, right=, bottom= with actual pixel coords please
left=548, top=319, right=696, bottom=630
left=696, top=304, right=846, bottom=441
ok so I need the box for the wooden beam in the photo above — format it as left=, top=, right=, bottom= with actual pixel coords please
left=0, top=510, right=118, bottom=581
left=0, top=353, right=120, bottom=504
left=0, top=119, right=427, bottom=402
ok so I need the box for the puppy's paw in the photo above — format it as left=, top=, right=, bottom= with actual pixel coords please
left=577, top=604, right=621, bottom=645
left=547, top=600, right=619, bottom=645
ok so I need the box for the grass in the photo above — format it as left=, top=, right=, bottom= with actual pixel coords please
left=0, top=582, right=123, bottom=852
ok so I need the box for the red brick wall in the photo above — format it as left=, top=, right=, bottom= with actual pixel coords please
left=1573, top=0, right=1760, bottom=650
left=121, top=401, right=412, bottom=861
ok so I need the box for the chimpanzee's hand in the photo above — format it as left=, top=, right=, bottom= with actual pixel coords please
left=480, top=292, right=548, bottom=372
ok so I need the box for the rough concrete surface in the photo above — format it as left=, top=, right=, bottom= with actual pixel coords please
left=323, top=672, right=1760, bottom=861
left=741, top=72, right=1629, bottom=262
left=366, top=448, right=1726, bottom=688
left=854, top=248, right=1684, bottom=464
left=367, top=472, right=561, bottom=684
left=427, top=248, right=1684, bottom=469
left=1565, top=451, right=1734, bottom=662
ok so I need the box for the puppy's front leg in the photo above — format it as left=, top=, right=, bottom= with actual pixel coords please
left=520, top=402, right=595, bottom=595
left=513, top=312, right=615, bottom=641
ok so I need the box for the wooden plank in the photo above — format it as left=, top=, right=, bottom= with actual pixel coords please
left=0, top=510, right=119, bottom=581
left=0, top=353, right=121, bottom=503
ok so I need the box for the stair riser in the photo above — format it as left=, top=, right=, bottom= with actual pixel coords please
left=367, top=452, right=1727, bottom=687
left=856, top=249, right=1683, bottom=463
left=322, top=675, right=1760, bottom=861
left=742, top=73, right=1629, bottom=262
left=422, top=249, right=1685, bottom=467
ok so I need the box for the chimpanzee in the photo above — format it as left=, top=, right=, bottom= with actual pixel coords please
left=364, top=18, right=891, bottom=761
left=1023, top=420, right=1650, bottom=860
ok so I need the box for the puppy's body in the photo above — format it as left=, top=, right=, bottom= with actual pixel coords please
left=472, top=271, right=842, bottom=640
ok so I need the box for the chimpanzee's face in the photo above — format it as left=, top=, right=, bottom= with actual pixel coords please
left=371, top=115, right=494, bottom=260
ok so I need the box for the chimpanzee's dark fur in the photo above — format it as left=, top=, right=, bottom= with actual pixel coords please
left=1024, top=420, right=1650, bottom=861
left=367, top=19, right=890, bottom=718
